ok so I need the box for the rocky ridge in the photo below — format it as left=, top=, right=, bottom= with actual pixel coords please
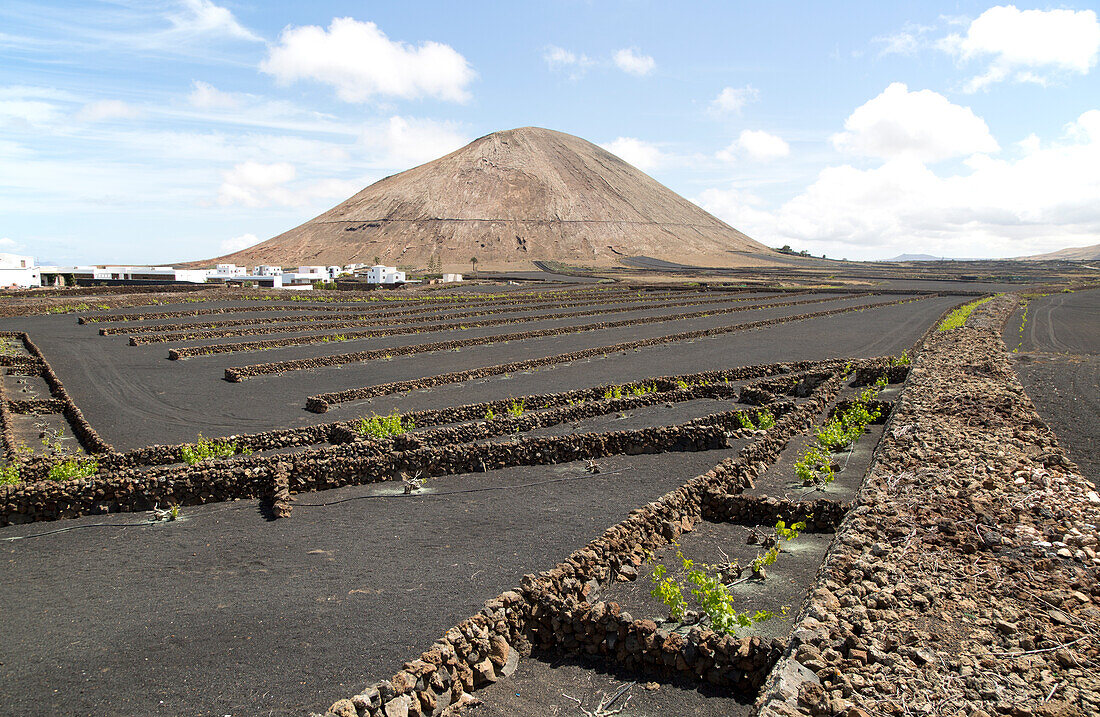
left=758, top=293, right=1100, bottom=716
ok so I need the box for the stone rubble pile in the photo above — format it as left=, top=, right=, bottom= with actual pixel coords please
left=758, top=294, right=1099, bottom=717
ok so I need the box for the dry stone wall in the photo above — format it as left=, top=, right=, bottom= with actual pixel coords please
left=756, top=294, right=1100, bottom=716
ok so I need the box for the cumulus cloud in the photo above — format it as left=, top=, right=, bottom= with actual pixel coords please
left=613, top=48, right=655, bottom=76
left=699, top=109, right=1100, bottom=259
left=600, top=137, right=664, bottom=171
left=708, top=85, right=759, bottom=115
left=831, top=83, right=998, bottom=162
left=261, top=18, right=476, bottom=103
left=219, top=233, right=259, bottom=253
left=0, top=237, right=18, bottom=249
left=188, top=80, right=243, bottom=109
left=940, top=6, right=1100, bottom=91
left=76, top=100, right=142, bottom=122
left=217, top=161, right=297, bottom=207
left=167, top=0, right=261, bottom=42
left=359, top=116, right=469, bottom=167
left=716, top=130, right=789, bottom=162
left=216, top=161, right=361, bottom=207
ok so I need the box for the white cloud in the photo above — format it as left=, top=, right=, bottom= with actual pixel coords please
left=0, top=237, right=18, bottom=248
left=216, top=161, right=362, bottom=208
left=261, top=18, right=476, bottom=103
left=76, top=100, right=142, bottom=122
left=600, top=137, right=664, bottom=171
left=0, top=99, right=61, bottom=127
left=217, top=161, right=297, bottom=207
left=871, top=23, right=932, bottom=56
left=544, top=45, right=590, bottom=71
left=716, top=130, right=789, bottom=162
left=359, top=116, right=469, bottom=167
left=940, top=6, right=1100, bottom=91
left=831, top=83, right=998, bottom=162
left=699, top=109, right=1100, bottom=259
left=188, top=80, right=242, bottom=109
left=708, top=85, right=759, bottom=115
left=168, top=0, right=261, bottom=42
left=613, top=48, right=655, bottom=76
left=219, top=233, right=259, bottom=254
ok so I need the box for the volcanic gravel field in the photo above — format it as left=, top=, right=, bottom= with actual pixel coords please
left=1004, top=288, right=1099, bottom=484
left=3, top=281, right=1092, bottom=717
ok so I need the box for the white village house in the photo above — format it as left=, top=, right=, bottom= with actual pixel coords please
left=366, top=265, right=406, bottom=284
left=0, top=254, right=41, bottom=288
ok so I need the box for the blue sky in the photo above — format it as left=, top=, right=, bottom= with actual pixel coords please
left=2, top=1, right=1099, bottom=264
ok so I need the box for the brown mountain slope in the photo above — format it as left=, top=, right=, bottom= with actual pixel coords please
left=201, top=127, right=774, bottom=270
left=1017, top=243, right=1100, bottom=261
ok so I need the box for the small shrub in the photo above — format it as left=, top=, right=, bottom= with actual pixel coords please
left=649, top=563, right=687, bottom=621
left=356, top=411, right=414, bottom=438
left=0, top=464, right=20, bottom=486
left=938, top=295, right=995, bottom=331
left=756, top=410, right=776, bottom=429
left=506, top=399, right=525, bottom=417
left=603, top=386, right=623, bottom=400
left=48, top=457, right=98, bottom=481
left=736, top=412, right=756, bottom=431
left=181, top=434, right=250, bottom=464
left=795, top=445, right=835, bottom=486
left=891, top=351, right=910, bottom=367
left=483, top=407, right=496, bottom=421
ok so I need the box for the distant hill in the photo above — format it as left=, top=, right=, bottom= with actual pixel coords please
left=195, top=127, right=774, bottom=271
left=1016, top=243, right=1100, bottom=261
left=887, top=254, right=947, bottom=262
left=885, top=254, right=986, bottom=262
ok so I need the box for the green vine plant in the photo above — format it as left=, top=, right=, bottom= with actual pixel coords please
left=181, top=434, right=252, bottom=465
left=890, top=351, right=910, bottom=366
left=506, top=399, right=525, bottom=418
left=796, top=375, right=887, bottom=488
left=483, top=407, right=496, bottom=421
left=0, top=463, right=20, bottom=486
left=47, top=457, right=99, bottom=481
left=356, top=411, right=415, bottom=438
left=749, top=518, right=808, bottom=579
left=645, top=526, right=805, bottom=637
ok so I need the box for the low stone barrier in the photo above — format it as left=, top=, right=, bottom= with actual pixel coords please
left=755, top=294, right=1100, bottom=716
left=301, top=297, right=927, bottom=407
left=315, top=367, right=848, bottom=717
left=123, top=289, right=728, bottom=341
left=161, top=292, right=813, bottom=356
left=0, top=401, right=779, bottom=525
left=702, top=494, right=850, bottom=533
left=77, top=286, right=642, bottom=324
left=21, top=334, right=112, bottom=454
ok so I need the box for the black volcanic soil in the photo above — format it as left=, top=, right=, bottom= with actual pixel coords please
left=1004, top=289, right=1100, bottom=485
left=0, top=449, right=737, bottom=717
left=470, top=652, right=755, bottom=717
left=0, top=294, right=956, bottom=450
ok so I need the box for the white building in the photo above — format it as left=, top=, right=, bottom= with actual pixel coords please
left=0, top=254, right=41, bottom=288
left=366, top=265, right=406, bottom=284
left=92, top=266, right=212, bottom=283
left=254, top=265, right=282, bottom=276
left=213, top=263, right=247, bottom=277
left=442, top=273, right=463, bottom=283
left=326, top=265, right=343, bottom=280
